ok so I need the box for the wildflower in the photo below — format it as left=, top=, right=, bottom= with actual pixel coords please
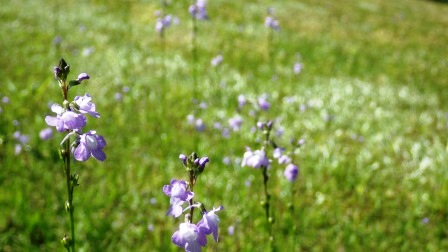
left=258, top=96, right=270, bottom=111
left=197, top=206, right=223, bottom=242
left=156, top=14, right=173, bottom=33
left=45, top=104, right=86, bottom=132
left=73, top=130, right=106, bottom=162
left=273, top=147, right=284, bottom=159
left=77, top=73, right=90, bottom=82
left=172, top=222, right=207, bottom=252
left=265, top=16, right=280, bottom=31
left=73, top=93, right=100, bottom=118
left=238, top=94, right=246, bottom=108
left=39, top=128, right=53, bottom=140
left=278, top=155, right=291, bottom=164
left=241, top=148, right=270, bottom=168
left=163, top=179, right=194, bottom=217
left=195, top=119, right=206, bottom=132
left=189, top=0, right=208, bottom=20
left=228, top=115, right=243, bottom=131
left=284, top=163, right=299, bottom=182
left=13, top=131, right=29, bottom=155
left=294, top=62, right=302, bottom=75
left=211, top=55, right=223, bottom=67
left=2, top=96, right=10, bottom=104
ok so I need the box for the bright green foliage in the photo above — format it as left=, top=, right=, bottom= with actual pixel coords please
left=0, top=0, right=447, bottom=251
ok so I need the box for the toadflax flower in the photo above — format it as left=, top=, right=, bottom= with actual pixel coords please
left=74, top=93, right=100, bottom=118
left=241, top=148, right=270, bottom=168
left=197, top=206, right=223, bottom=242
left=189, top=0, right=208, bottom=20
left=163, top=179, right=194, bottom=218
left=74, top=130, right=106, bottom=162
left=172, top=222, right=207, bottom=252
left=284, top=163, right=299, bottom=182
left=45, top=104, right=87, bottom=132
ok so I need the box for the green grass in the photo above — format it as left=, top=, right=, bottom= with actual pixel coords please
left=1, top=0, right=448, bottom=251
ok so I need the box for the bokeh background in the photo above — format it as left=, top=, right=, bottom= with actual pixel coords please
left=1, top=0, right=447, bottom=251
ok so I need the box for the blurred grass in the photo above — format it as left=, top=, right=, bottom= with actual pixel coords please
left=1, top=0, right=448, bottom=251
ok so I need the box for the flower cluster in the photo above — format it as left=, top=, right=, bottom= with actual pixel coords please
left=163, top=153, right=222, bottom=252
left=189, top=0, right=208, bottom=20
left=265, top=7, right=280, bottom=31
left=155, top=11, right=178, bottom=33
left=46, top=59, right=106, bottom=162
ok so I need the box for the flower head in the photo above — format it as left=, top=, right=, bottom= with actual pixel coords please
left=189, top=0, right=208, bottom=20
left=163, top=179, right=194, bottom=217
left=211, top=55, right=223, bottom=67
left=241, top=148, right=270, bottom=168
left=172, top=222, right=207, bottom=252
left=197, top=206, right=223, bottom=242
left=45, top=104, right=86, bottom=132
left=39, top=128, right=53, bottom=140
left=74, top=93, right=100, bottom=118
left=156, top=14, right=173, bottom=33
left=73, top=130, right=106, bottom=162
left=284, top=163, right=299, bottom=182
left=77, top=73, right=90, bottom=82
left=258, top=96, right=270, bottom=111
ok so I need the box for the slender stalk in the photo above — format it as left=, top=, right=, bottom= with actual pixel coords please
left=61, top=79, right=75, bottom=252
left=188, top=170, right=195, bottom=223
left=261, top=126, right=274, bottom=251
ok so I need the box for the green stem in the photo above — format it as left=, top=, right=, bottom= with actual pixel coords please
left=62, top=80, right=75, bottom=252
left=261, top=127, right=274, bottom=251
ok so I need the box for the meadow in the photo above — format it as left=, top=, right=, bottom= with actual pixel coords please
left=1, top=0, right=448, bottom=251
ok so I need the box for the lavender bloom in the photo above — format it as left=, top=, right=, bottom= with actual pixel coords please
left=284, top=163, right=299, bottom=182
left=228, top=225, right=234, bottom=236
left=77, top=73, right=90, bottom=82
left=74, top=93, right=100, bottom=118
left=163, top=179, right=194, bottom=217
left=211, top=55, right=223, bottom=67
left=258, top=96, right=270, bottom=111
left=278, top=155, right=291, bottom=164
left=241, top=148, right=270, bottom=168
left=13, top=131, right=30, bottom=155
left=189, top=0, right=208, bottom=20
left=39, top=128, right=53, bottom=140
left=197, top=206, right=223, bottom=242
left=294, top=62, right=302, bottom=75
left=172, top=222, right=207, bottom=252
left=74, top=130, right=106, bottom=162
left=238, top=94, right=246, bottom=108
left=156, top=14, right=173, bottom=33
left=228, top=115, right=243, bottom=131
left=197, top=156, right=209, bottom=170
left=265, top=16, right=280, bottom=31
left=45, top=104, right=87, bottom=132
left=195, top=119, right=206, bottom=132
left=179, top=154, right=187, bottom=165
left=273, top=147, right=284, bottom=159
left=2, top=96, right=10, bottom=104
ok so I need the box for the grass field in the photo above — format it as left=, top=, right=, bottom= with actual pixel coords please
left=1, top=0, right=448, bottom=251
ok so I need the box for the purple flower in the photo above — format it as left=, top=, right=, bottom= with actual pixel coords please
left=39, top=128, right=53, bottom=140
left=172, top=222, right=207, bottom=252
left=238, top=94, right=246, bottom=108
left=228, top=225, right=234, bottom=236
left=265, top=16, right=280, bottom=31
left=179, top=154, right=187, bottom=165
left=77, top=73, right=90, bottom=82
left=294, top=62, right=302, bottom=75
left=228, top=115, right=243, bottom=131
left=197, top=206, right=223, bottom=242
left=2, top=96, right=10, bottom=104
left=189, top=0, right=208, bottom=20
left=45, top=104, right=87, bottom=132
left=196, top=156, right=209, bottom=170
left=284, top=163, right=299, bottom=182
left=156, top=14, right=173, bottom=33
left=195, top=119, right=206, bottom=132
left=74, top=93, right=100, bottom=118
left=278, top=155, right=291, bottom=165
left=13, top=131, right=29, bottom=155
left=74, top=130, right=106, bottom=162
left=241, top=148, right=270, bottom=168
left=163, top=179, right=194, bottom=217
left=211, top=55, right=223, bottom=67
left=258, top=96, right=270, bottom=111
left=273, top=147, right=284, bottom=159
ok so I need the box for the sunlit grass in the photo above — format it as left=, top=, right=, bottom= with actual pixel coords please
left=1, top=0, right=447, bottom=251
